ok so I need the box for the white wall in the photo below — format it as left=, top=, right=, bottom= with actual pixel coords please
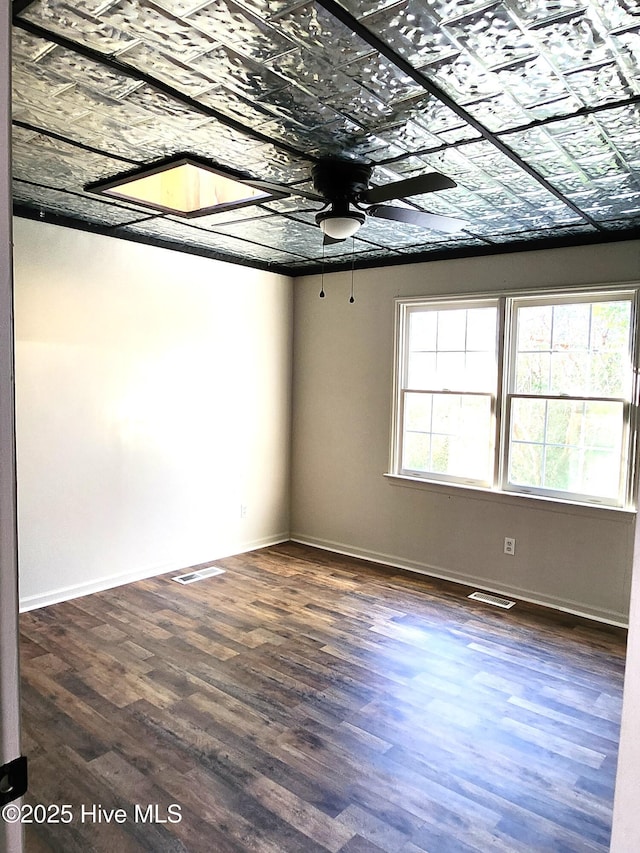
left=611, top=511, right=640, bottom=850
left=291, top=241, right=640, bottom=625
left=1, top=6, right=24, bottom=851
left=13, top=219, right=292, bottom=610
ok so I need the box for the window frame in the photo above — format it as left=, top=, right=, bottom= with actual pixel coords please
left=392, top=297, right=500, bottom=489
left=391, top=285, right=640, bottom=511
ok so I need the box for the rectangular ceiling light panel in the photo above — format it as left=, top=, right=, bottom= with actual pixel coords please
left=88, top=157, right=278, bottom=218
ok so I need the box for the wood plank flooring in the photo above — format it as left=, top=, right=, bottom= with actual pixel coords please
left=19, top=543, right=626, bottom=852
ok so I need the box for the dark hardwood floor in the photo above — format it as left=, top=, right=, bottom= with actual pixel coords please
left=19, top=543, right=626, bottom=852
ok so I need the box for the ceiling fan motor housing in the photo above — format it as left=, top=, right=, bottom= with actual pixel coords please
left=311, top=160, right=373, bottom=203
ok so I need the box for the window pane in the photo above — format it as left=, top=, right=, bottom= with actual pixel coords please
left=437, top=309, right=466, bottom=351
left=552, top=303, right=590, bottom=351
left=402, top=431, right=431, bottom=472
left=514, top=298, right=631, bottom=397
left=515, top=352, right=550, bottom=393
left=590, top=353, right=627, bottom=398
left=508, top=397, right=624, bottom=500
left=436, top=352, right=466, bottom=390
left=407, top=352, right=436, bottom=389
left=550, top=352, right=588, bottom=395
left=509, top=442, right=543, bottom=487
left=466, top=307, right=498, bottom=351
left=402, top=391, right=493, bottom=482
left=406, top=304, right=497, bottom=393
left=409, top=311, right=437, bottom=350
left=517, top=304, right=551, bottom=352
left=404, top=392, right=432, bottom=431
left=510, top=397, right=545, bottom=443
left=591, top=300, right=631, bottom=353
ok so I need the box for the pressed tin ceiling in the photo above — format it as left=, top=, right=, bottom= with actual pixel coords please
left=10, top=0, right=640, bottom=275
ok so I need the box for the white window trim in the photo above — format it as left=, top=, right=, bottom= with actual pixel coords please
left=390, top=282, right=640, bottom=512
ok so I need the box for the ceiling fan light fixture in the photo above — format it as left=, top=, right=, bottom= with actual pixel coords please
left=315, top=210, right=365, bottom=240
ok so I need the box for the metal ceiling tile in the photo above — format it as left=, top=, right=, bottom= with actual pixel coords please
left=212, top=214, right=326, bottom=256
left=135, top=217, right=310, bottom=264
left=262, top=83, right=348, bottom=130
left=153, top=0, right=211, bottom=15
left=37, top=46, right=143, bottom=101
left=443, top=3, right=537, bottom=69
left=374, top=121, right=443, bottom=154
left=395, top=235, right=489, bottom=252
left=564, top=175, right=640, bottom=219
left=269, top=48, right=361, bottom=100
left=12, top=28, right=55, bottom=63
left=321, top=246, right=402, bottom=262
left=493, top=55, right=568, bottom=107
left=245, top=149, right=312, bottom=183
left=191, top=205, right=273, bottom=227
left=361, top=1, right=460, bottom=67
left=12, top=126, right=135, bottom=187
left=463, top=92, right=530, bottom=132
left=13, top=180, right=150, bottom=225
left=424, top=0, right=507, bottom=22
left=486, top=223, right=599, bottom=242
left=529, top=12, right=616, bottom=73
left=187, top=45, right=283, bottom=94
left=593, top=102, right=640, bottom=160
left=123, top=216, right=307, bottom=262
left=508, top=0, right=589, bottom=25
left=610, top=29, right=640, bottom=87
left=186, top=0, right=296, bottom=61
left=336, top=53, right=425, bottom=105
left=230, top=0, right=306, bottom=21
left=423, top=53, right=502, bottom=103
left=336, top=0, right=401, bottom=17
left=197, top=85, right=279, bottom=128
left=599, top=215, right=640, bottom=230
left=101, top=0, right=219, bottom=62
left=275, top=2, right=373, bottom=63
left=116, top=43, right=217, bottom=99
left=119, top=84, right=212, bottom=127
left=565, top=61, right=636, bottom=106
left=18, top=1, right=139, bottom=55
left=594, top=0, right=640, bottom=32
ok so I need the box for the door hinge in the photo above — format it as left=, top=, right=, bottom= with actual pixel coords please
left=0, top=756, right=28, bottom=805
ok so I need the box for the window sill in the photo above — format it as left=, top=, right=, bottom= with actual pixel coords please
left=384, top=473, right=636, bottom=521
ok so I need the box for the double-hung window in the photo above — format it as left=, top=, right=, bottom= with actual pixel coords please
left=392, top=288, right=637, bottom=508
left=395, top=300, right=499, bottom=487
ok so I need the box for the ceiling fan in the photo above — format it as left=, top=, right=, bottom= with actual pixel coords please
left=242, top=158, right=467, bottom=243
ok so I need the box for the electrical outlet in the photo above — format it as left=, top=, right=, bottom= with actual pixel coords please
left=504, top=537, right=516, bottom=556
left=240, top=504, right=247, bottom=519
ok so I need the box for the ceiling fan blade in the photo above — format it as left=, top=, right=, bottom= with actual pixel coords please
left=360, top=172, right=456, bottom=205
left=240, top=179, right=324, bottom=202
left=323, top=233, right=344, bottom=246
left=368, top=204, right=467, bottom=234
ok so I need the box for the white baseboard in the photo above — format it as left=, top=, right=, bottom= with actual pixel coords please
left=290, top=533, right=629, bottom=629
left=19, top=533, right=289, bottom=613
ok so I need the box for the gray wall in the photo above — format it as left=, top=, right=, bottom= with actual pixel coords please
left=291, top=241, right=640, bottom=625
left=14, top=219, right=293, bottom=610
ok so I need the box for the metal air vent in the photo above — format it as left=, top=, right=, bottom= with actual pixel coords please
left=468, top=591, right=515, bottom=609
left=172, top=566, right=226, bottom=585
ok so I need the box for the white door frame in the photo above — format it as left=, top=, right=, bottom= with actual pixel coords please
left=0, top=4, right=24, bottom=852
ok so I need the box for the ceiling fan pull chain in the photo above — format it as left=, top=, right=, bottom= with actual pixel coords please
left=319, top=240, right=325, bottom=298
left=349, top=237, right=355, bottom=304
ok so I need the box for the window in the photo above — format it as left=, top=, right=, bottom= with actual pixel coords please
left=397, top=301, right=499, bottom=486
left=392, top=288, right=637, bottom=508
